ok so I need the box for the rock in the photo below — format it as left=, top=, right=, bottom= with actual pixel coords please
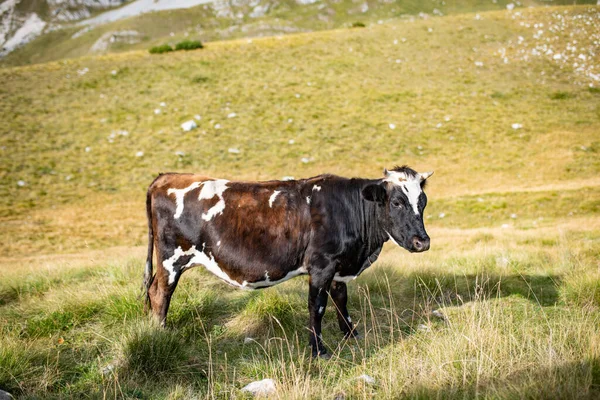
left=228, top=148, right=240, bottom=154
left=241, top=378, right=276, bottom=396
left=431, top=309, right=447, bottom=321
left=0, top=390, right=14, bottom=400
left=357, top=374, right=376, bottom=385
left=181, top=120, right=197, bottom=132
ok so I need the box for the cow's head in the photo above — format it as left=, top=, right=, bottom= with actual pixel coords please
left=362, top=166, right=433, bottom=253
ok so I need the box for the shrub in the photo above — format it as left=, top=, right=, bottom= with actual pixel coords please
left=175, top=40, right=203, bottom=51
left=351, top=21, right=366, bottom=28
left=149, top=44, right=173, bottom=54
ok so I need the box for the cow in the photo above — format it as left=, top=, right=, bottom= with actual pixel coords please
left=143, top=166, right=432, bottom=358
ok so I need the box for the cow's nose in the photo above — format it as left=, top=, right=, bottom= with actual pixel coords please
left=412, top=236, right=430, bottom=252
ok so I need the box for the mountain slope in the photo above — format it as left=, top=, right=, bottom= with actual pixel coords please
left=2, top=0, right=598, bottom=66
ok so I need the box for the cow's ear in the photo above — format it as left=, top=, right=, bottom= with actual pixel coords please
left=420, top=171, right=433, bottom=189
left=362, top=184, right=387, bottom=203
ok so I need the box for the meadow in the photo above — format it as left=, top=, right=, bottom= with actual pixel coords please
left=0, top=4, right=599, bottom=399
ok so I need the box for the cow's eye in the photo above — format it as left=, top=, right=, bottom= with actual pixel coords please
left=391, top=200, right=402, bottom=209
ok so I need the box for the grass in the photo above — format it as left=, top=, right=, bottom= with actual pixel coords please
left=0, top=4, right=599, bottom=399
left=148, top=44, right=174, bottom=54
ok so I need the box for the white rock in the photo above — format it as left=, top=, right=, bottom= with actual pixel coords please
left=432, top=309, right=447, bottom=321
left=0, top=389, right=14, bottom=400
left=228, top=148, right=241, bottom=154
left=214, top=123, right=221, bottom=129
left=506, top=3, right=515, bottom=10
left=301, top=157, right=311, bottom=163
left=288, top=139, right=295, bottom=144
left=389, top=123, right=396, bottom=130
left=17, top=180, right=26, bottom=187
left=241, top=379, right=276, bottom=396
left=357, top=374, right=376, bottom=385
left=135, top=151, right=144, bottom=157
left=194, top=115, right=202, bottom=120
left=511, top=123, right=522, bottom=130
left=175, top=151, right=186, bottom=156
left=474, top=61, right=484, bottom=67
left=181, top=120, right=198, bottom=131
left=111, top=70, right=117, bottom=75
left=154, top=108, right=161, bottom=115
left=160, top=102, right=167, bottom=107
left=227, top=112, right=237, bottom=118
left=438, top=212, right=445, bottom=218
left=85, top=146, right=91, bottom=152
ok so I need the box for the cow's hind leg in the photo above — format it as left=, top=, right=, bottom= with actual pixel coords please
left=147, top=256, right=182, bottom=327
left=330, top=281, right=360, bottom=339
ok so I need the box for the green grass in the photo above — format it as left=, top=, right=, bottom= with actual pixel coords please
left=175, top=40, right=204, bottom=51
left=0, top=4, right=599, bottom=399
left=148, top=44, right=174, bottom=54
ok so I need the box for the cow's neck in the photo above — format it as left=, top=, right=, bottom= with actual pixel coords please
left=359, top=180, right=388, bottom=254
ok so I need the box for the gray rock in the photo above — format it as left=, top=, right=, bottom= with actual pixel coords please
left=0, top=390, right=14, bottom=400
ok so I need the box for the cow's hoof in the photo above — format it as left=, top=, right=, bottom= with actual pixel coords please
left=343, top=330, right=362, bottom=340
left=312, top=349, right=330, bottom=360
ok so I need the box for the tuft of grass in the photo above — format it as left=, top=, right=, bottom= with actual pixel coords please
left=550, top=91, right=573, bottom=100
left=350, top=21, right=366, bottom=28
left=175, top=40, right=203, bottom=51
left=148, top=44, right=173, bottom=54
left=120, top=322, right=190, bottom=379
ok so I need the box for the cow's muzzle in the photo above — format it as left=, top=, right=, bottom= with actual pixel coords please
left=412, top=236, right=430, bottom=252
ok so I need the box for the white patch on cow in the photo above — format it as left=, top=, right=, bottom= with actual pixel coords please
left=384, top=230, right=401, bottom=247
left=306, top=196, right=311, bottom=205
left=242, top=266, right=308, bottom=289
left=383, top=171, right=423, bottom=215
left=318, top=306, right=325, bottom=314
left=198, top=179, right=229, bottom=221
left=269, top=190, right=281, bottom=208
left=163, top=244, right=243, bottom=287
left=312, top=185, right=321, bottom=192
left=167, top=181, right=202, bottom=219
left=333, top=273, right=357, bottom=283
left=216, top=241, right=221, bottom=246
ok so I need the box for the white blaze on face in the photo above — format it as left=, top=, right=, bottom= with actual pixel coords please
left=198, top=179, right=229, bottom=221
left=269, top=190, right=281, bottom=208
left=383, top=171, right=423, bottom=215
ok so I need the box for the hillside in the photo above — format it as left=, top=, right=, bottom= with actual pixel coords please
left=0, top=5, right=599, bottom=399
left=2, top=0, right=599, bottom=66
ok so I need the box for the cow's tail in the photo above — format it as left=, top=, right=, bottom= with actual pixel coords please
left=143, top=186, right=155, bottom=308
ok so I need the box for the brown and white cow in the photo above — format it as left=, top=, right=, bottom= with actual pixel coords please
left=144, top=166, right=432, bottom=357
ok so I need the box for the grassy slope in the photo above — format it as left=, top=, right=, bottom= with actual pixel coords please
left=0, top=5, right=599, bottom=399
left=2, top=0, right=598, bottom=67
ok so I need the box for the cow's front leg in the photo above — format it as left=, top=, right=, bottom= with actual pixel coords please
left=308, top=266, right=334, bottom=359
left=330, top=281, right=360, bottom=339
